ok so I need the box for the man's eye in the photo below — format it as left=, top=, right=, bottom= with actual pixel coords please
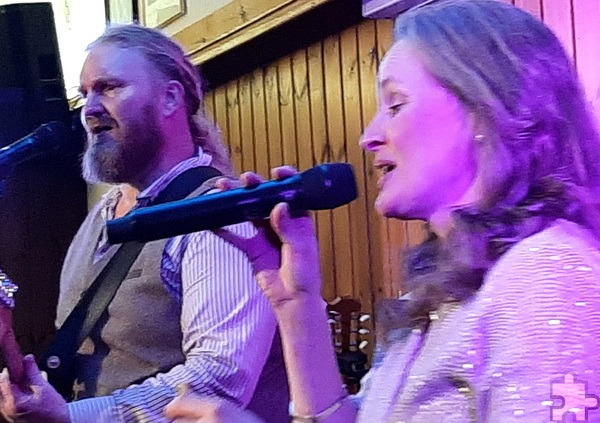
left=97, top=83, right=122, bottom=97
left=103, top=86, right=117, bottom=96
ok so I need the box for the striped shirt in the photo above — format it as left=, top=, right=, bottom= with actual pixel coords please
left=68, top=151, right=278, bottom=422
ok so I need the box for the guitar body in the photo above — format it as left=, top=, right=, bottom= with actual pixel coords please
left=0, top=270, right=24, bottom=385
left=326, top=297, right=370, bottom=394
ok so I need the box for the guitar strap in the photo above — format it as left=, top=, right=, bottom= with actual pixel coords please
left=39, top=165, right=222, bottom=398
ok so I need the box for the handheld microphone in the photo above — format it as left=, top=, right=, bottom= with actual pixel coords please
left=107, top=162, right=358, bottom=244
left=0, top=121, right=70, bottom=169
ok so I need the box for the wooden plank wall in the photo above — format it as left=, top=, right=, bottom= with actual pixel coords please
left=510, top=0, right=600, bottom=124
left=203, top=0, right=600, bottom=351
left=203, top=19, right=418, bottom=338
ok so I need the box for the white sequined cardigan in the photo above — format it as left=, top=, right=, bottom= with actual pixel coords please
left=357, top=219, right=600, bottom=423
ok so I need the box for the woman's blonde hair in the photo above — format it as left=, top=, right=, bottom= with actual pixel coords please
left=393, top=0, right=600, bottom=323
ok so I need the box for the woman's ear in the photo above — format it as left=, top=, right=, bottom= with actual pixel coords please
left=161, top=80, right=186, bottom=117
left=468, top=112, right=484, bottom=141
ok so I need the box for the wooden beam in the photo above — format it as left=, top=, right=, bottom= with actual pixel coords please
left=173, top=0, right=333, bottom=65
left=199, top=0, right=363, bottom=89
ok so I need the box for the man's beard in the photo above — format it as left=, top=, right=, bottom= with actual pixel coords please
left=82, top=104, right=162, bottom=186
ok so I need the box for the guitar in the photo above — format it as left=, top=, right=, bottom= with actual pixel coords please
left=326, top=297, right=371, bottom=394
left=0, top=270, right=24, bottom=384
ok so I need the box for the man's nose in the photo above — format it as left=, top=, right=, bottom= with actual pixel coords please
left=82, top=92, right=105, bottom=119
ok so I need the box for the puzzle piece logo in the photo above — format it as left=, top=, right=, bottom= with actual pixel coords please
left=551, top=374, right=599, bottom=422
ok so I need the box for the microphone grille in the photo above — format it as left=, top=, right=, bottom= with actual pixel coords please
left=299, top=163, right=358, bottom=210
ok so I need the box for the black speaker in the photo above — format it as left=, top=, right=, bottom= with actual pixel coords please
left=0, top=2, right=69, bottom=147
left=0, top=3, right=86, bottom=361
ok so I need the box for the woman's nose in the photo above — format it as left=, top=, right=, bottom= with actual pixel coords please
left=359, top=117, right=386, bottom=151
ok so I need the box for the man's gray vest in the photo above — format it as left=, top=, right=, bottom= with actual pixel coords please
left=57, top=183, right=290, bottom=422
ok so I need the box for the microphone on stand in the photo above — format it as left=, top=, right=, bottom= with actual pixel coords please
left=107, top=162, right=358, bottom=244
left=0, top=121, right=70, bottom=170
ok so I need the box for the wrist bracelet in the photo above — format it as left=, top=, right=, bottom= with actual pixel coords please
left=290, top=392, right=349, bottom=423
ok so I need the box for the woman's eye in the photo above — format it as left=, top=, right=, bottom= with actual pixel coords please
left=388, top=103, right=404, bottom=116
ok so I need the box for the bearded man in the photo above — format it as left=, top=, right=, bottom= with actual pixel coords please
left=0, top=24, right=289, bottom=423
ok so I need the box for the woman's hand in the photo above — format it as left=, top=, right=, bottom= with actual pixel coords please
left=213, top=166, right=324, bottom=308
left=164, top=394, right=264, bottom=423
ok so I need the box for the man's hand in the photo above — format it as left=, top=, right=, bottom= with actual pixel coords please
left=0, top=355, right=69, bottom=423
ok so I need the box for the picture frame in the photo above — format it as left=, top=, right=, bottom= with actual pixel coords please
left=362, top=0, right=429, bottom=19
left=139, top=0, right=186, bottom=28
left=106, top=0, right=135, bottom=24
